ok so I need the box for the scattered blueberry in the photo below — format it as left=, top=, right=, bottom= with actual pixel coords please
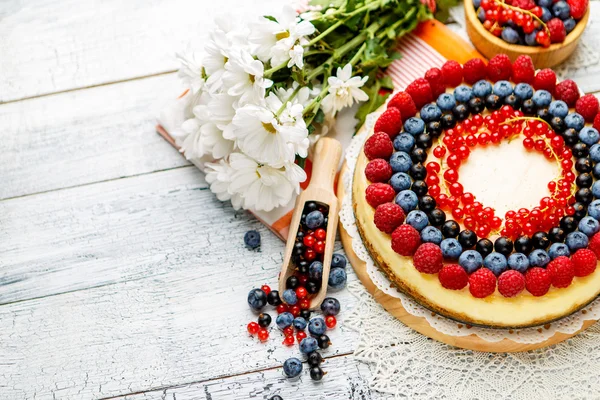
left=404, top=117, right=425, bottom=136
left=532, top=90, right=552, bottom=107
left=309, top=261, right=323, bottom=281
left=552, top=1, right=570, bottom=19
left=493, top=80, right=513, bottom=98
left=305, top=210, right=324, bottom=230
left=593, top=181, right=600, bottom=199
left=244, top=230, right=261, bottom=249
left=395, top=190, right=419, bottom=213
left=437, top=93, right=457, bottom=111
left=525, top=30, right=539, bottom=46
left=389, top=151, right=413, bottom=173
left=566, top=231, right=589, bottom=251
left=293, top=317, right=308, bottom=330
left=269, top=396, right=283, bottom=400
left=579, top=216, right=600, bottom=236
left=529, top=249, right=550, bottom=267
left=248, top=288, right=267, bottom=310
left=548, top=243, right=570, bottom=259
left=390, top=172, right=413, bottom=192
left=421, top=226, right=443, bottom=245
left=508, top=253, right=530, bottom=273
left=331, top=253, right=347, bottom=269
left=564, top=17, right=576, bottom=33
left=501, top=27, right=519, bottom=44
left=541, top=7, right=552, bottom=22
left=589, top=144, right=600, bottom=163
left=420, top=104, right=442, bottom=122
left=283, top=357, right=303, bottom=378
left=459, top=250, right=483, bottom=274
left=308, top=317, right=327, bottom=336
left=483, top=252, right=508, bottom=276
left=549, top=100, right=569, bottom=118
left=454, top=85, right=473, bottom=103
left=405, top=210, right=429, bottom=231
left=514, top=83, right=533, bottom=100
left=579, top=127, right=600, bottom=146
left=565, top=113, right=585, bottom=131
left=588, top=199, right=600, bottom=220
left=299, top=337, right=319, bottom=354
left=328, top=268, right=347, bottom=289
left=472, top=80, right=493, bottom=98
left=538, top=0, right=551, bottom=7
left=321, top=297, right=340, bottom=316
left=276, top=312, right=294, bottom=329
left=394, top=133, right=415, bottom=152
left=282, top=289, right=298, bottom=305
left=441, top=238, right=463, bottom=260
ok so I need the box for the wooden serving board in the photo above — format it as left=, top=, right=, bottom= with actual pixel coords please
left=337, top=162, right=597, bottom=352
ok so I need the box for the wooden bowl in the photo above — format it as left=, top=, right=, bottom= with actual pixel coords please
left=464, top=0, right=589, bottom=68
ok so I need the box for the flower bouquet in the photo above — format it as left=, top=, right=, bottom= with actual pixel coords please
left=168, top=0, right=456, bottom=213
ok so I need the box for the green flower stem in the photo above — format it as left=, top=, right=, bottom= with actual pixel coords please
left=348, top=42, right=367, bottom=66
left=307, top=19, right=344, bottom=47
left=264, top=61, right=288, bottom=78
left=343, top=0, right=387, bottom=18
left=276, top=85, right=301, bottom=116
left=376, top=7, right=417, bottom=40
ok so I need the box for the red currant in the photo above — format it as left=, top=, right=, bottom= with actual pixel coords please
left=247, top=322, right=259, bottom=335
left=477, top=132, right=490, bottom=145
left=261, top=285, right=271, bottom=295
left=426, top=174, right=440, bottom=186
left=447, top=154, right=461, bottom=169
left=433, top=146, right=446, bottom=158
left=464, top=217, right=477, bottom=230
left=258, top=328, right=269, bottom=341
left=429, top=184, right=441, bottom=197
left=289, top=305, right=301, bottom=317
left=296, top=331, right=307, bottom=342
left=325, top=315, right=337, bottom=329
left=462, top=192, right=475, bottom=205
left=444, top=169, right=459, bottom=183
left=277, top=304, right=289, bottom=314
left=426, top=162, right=441, bottom=174
left=450, top=182, right=464, bottom=197
left=452, top=208, right=465, bottom=220
left=304, top=249, right=316, bottom=261
left=283, top=335, right=295, bottom=346
left=296, top=287, right=308, bottom=299
left=314, top=228, right=327, bottom=240
left=283, top=326, right=294, bottom=336
left=299, top=298, right=311, bottom=310
left=314, top=241, right=325, bottom=254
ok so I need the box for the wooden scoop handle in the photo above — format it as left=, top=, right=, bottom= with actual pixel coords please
left=308, top=137, right=342, bottom=191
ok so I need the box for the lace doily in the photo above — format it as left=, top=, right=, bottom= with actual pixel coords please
left=344, top=279, right=600, bottom=399
left=340, top=112, right=600, bottom=344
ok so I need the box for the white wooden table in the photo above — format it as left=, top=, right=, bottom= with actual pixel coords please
left=1, top=1, right=599, bottom=399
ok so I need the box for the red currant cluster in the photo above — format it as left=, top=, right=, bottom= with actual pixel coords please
left=427, top=104, right=575, bottom=240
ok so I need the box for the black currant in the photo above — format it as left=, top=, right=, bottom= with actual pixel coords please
left=442, top=220, right=460, bottom=238
left=576, top=173, right=593, bottom=188
left=428, top=208, right=446, bottom=227
left=307, top=351, right=323, bottom=367
left=531, top=232, right=550, bottom=250
left=560, top=216, right=577, bottom=233
left=317, top=334, right=331, bottom=349
left=468, top=97, right=485, bottom=114
left=504, top=94, right=521, bottom=110
left=305, top=201, right=318, bottom=212
left=452, top=103, right=470, bottom=121
left=416, top=133, right=433, bottom=149
left=286, top=275, right=299, bottom=290
left=410, top=147, right=427, bottom=163
left=562, top=128, right=579, bottom=147
left=494, top=237, right=514, bottom=255
left=575, top=158, right=592, bottom=173
left=548, top=227, right=566, bottom=243
left=418, top=195, right=436, bottom=212
left=310, top=366, right=324, bottom=381
left=298, top=260, right=309, bottom=275
left=306, top=280, right=320, bottom=294
left=458, top=229, right=477, bottom=249
left=576, top=188, right=593, bottom=204
left=536, top=107, right=551, bottom=123
left=476, top=238, right=494, bottom=257
left=521, top=99, right=536, bottom=115
left=427, top=121, right=443, bottom=137
left=440, top=113, right=456, bottom=129
left=267, top=290, right=282, bottom=306
left=411, top=180, right=428, bottom=197
left=258, top=313, right=272, bottom=328
left=410, top=163, right=427, bottom=180
left=300, top=310, right=311, bottom=320
left=572, top=202, right=587, bottom=220
left=514, top=235, right=532, bottom=254
left=485, top=94, right=502, bottom=110
left=573, top=143, right=589, bottom=158
left=550, top=116, right=566, bottom=133
left=296, top=231, right=305, bottom=240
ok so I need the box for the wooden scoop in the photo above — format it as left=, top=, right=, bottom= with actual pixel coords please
left=279, top=137, right=343, bottom=310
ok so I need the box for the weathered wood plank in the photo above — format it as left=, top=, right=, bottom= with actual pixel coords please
left=0, top=73, right=188, bottom=200
left=114, top=355, right=375, bottom=400
left=0, top=0, right=284, bottom=103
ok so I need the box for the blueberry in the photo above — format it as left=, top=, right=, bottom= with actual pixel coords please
left=420, top=104, right=442, bottom=122
left=421, top=226, right=443, bottom=244
left=595, top=163, right=600, bottom=179
left=305, top=210, right=325, bottom=229
left=269, top=396, right=284, bottom=400
left=493, top=80, right=513, bottom=98
left=244, top=230, right=261, bottom=249
left=579, top=127, right=600, bottom=146
left=404, top=117, right=425, bottom=136
left=566, top=231, right=589, bottom=250
left=331, top=253, right=347, bottom=269
left=541, top=7, right=552, bottom=22
left=267, top=290, right=282, bottom=306
left=592, top=181, right=600, bottom=198
left=454, top=85, right=473, bottom=103
left=299, top=337, right=319, bottom=354
left=472, top=80, right=493, bottom=98
left=564, top=17, right=576, bottom=33
left=389, top=151, right=413, bottom=173
left=473, top=0, right=481, bottom=7
left=405, top=210, right=429, bottom=231
left=525, top=30, right=539, bottom=46
left=282, top=289, right=298, bottom=305
left=549, top=100, right=569, bottom=118
left=589, top=199, right=600, bottom=220
left=459, top=250, right=483, bottom=274
left=538, top=0, right=552, bottom=7
left=309, top=261, right=323, bottom=281
left=308, top=317, right=327, bottom=336
left=532, top=90, right=552, bottom=107
left=484, top=252, right=508, bottom=276
left=508, top=253, right=530, bottom=273
left=565, top=113, right=585, bottom=131
left=514, top=83, right=534, bottom=100
left=390, top=172, right=412, bottom=192
left=548, top=243, right=570, bottom=259
left=552, top=1, right=570, bottom=19
left=394, top=133, right=415, bottom=152
left=477, top=7, right=486, bottom=21
left=293, top=317, right=308, bottom=330
left=589, top=145, right=600, bottom=164
left=441, top=238, right=463, bottom=260
left=529, top=249, right=550, bottom=267
left=276, top=312, right=294, bottom=329
left=395, top=190, right=419, bottom=213
left=247, top=288, right=267, bottom=310
left=436, top=93, right=457, bottom=111
left=501, top=27, right=519, bottom=44
left=310, top=366, right=324, bottom=381
left=283, top=357, right=303, bottom=378
left=328, top=268, right=347, bottom=290
left=579, top=216, right=600, bottom=236
left=321, top=297, right=340, bottom=316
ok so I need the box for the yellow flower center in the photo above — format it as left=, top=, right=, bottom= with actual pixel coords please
left=249, top=74, right=255, bottom=83
left=275, top=31, right=290, bottom=41
left=262, top=122, right=277, bottom=134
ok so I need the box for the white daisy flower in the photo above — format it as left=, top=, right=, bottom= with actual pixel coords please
left=176, top=105, right=234, bottom=161
left=223, top=50, right=273, bottom=105
left=205, top=159, right=243, bottom=210
left=176, top=48, right=205, bottom=94
left=321, top=63, right=369, bottom=116
left=228, top=153, right=307, bottom=211
left=207, top=93, right=238, bottom=140
left=288, top=44, right=305, bottom=69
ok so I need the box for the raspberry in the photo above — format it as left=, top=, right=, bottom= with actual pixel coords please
left=424, top=67, right=446, bottom=98
left=413, top=243, right=443, bottom=274
left=555, top=79, right=580, bottom=107
left=547, top=256, right=575, bottom=288
left=365, top=183, right=395, bottom=208
left=468, top=268, right=497, bottom=298
left=405, top=78, right=433, bottom=109
left=568, top=0, right=588, bottom=19
left=374, top=108, right=403, bottom=139
left=374, top=203, right=405, bottom=234
left=463, top=58, right=487, bottom=85
left=387, top=92, right=417, bottom=122
left=365, top=158, right=393, bottom=183
left=486, top=54, right=512, bottom=82
left=441, top=60, right=463, bottom=87
left=595, top=113, right=600, bottom=132
left=525, top=267, right=551, bottom=296
left=571, top=248, right=598, bottom=277
left=512, top=55, right=535, bottom=84
left=575, top=94, right=599, bottom=122
left=589, top=233, right=600, bottom=258
left=547, top=18, right=566, bottom=43
left=364, top=132, right=394, bottom=160
left=498, top=270, right=526, bottom=297
left=438, top=264, right=468, bottom=290
left=391, top=224, right=422, bottom=256
left=533, top=68, right=557, bottom=93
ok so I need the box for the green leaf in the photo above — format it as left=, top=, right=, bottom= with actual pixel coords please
left=307, top=124, right=317, bottom=135
left=263, top=15, right=278, bottom=22
left=291, top=67, right=307, bottom=86
left=309, top=0, right=345, bottom=9
left=314, top=108, right=325, bottom=125
left=379, top=75, right=394, bottom=90
left=296, top=155, right=307, bottom=169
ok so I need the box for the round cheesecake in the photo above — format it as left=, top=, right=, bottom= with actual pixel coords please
left=352, top=56, right=600, bottom=328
